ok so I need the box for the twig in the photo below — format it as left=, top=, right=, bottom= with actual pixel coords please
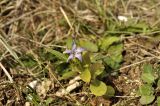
left=47, top=63, right=81, bottom=104
left=17, top=36, right=66, bottom=48
left=0, top=8, right=40, bottom=28
left=129, top=40, right=160, bottom=55
left=114, top=95, right=139, bottom=98
left=0, top=62, right=13, bottom=83
left=119, top=57, right=155, bottom=71
left=60, top=7, right=73, bottom=30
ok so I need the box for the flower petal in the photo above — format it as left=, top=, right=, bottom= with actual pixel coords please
left=75, top=53, right=82, bottom=62
left=63, top=49, right=72, bottom=54
left=67, top=54, right=74, bottom=62
left=72, top=42, right=77, bottom=51
left=76, top=47, right=85, bottom=53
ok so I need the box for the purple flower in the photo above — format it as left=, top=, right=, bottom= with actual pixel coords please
left=63, top=42, right=84, bottom=62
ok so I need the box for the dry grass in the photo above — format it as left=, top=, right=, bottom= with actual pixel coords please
left=0, top=0, right=160, bottom=105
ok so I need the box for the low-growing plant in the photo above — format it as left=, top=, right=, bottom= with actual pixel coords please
left=137, top=64, right=160, bottom=105
left=46, top=36, right=124, bottom=98
left=62, top=39, right=114, bottom=96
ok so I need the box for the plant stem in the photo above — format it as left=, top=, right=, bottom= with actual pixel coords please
left=0, top=63, right=13, bottom=83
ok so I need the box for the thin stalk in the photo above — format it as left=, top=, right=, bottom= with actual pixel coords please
left=0, top=63, right=13, bottom=83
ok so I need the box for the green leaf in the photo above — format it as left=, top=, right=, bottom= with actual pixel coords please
left=91, top=63, right=105, bottom=79
left=134, top=22, right=149, bottom=29
left=80, top=68, right=91, bottom=83
left=21, top=55, right=37, bottom=67
left=71, top=65, right=81, bottom=72
left=110, top=53, right=123, bottom=63
left=104, top=86, right=115, bottom=98
left=46, top=49, right=67, bottom=61
left=82, top=52, right=91, bottom=65
left=141, top=73, right=155, bottom=84
left=101, top=36, right=120, bottom=51
left=60, top=71, right=77, bottom=80
left=103, top=57, right=120, bottom=69
left=56, top=62, right=69, bottom=75
left=138, top=84, right=154, bottom=96
left=108, top=43, right=123, bottom=54
left=139, top=95, right=155, bottom=105
left=26, top=93, right=40, bottom=105
left=45, top=97, right=53, bottom=105
left=79, top=40, right=98, bottom=52
left=157, top=96, right=160, bottom=106
left=143, top=64, right=153, bottom=73
left=90, top=80, right=107, bottom=96
left=107, top=44, right=123, bottom=63
left=103, top=44, right=123, bottom=69
left=90, top=53, right=103, bottom=62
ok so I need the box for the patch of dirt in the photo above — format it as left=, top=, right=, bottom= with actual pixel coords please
left=112, top=36, right=160, bottom=105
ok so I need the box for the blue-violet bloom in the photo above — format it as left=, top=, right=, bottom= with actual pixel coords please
left=63, top=42, right=84, bottom=62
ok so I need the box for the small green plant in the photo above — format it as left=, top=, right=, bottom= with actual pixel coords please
left=60, top=38, right=117, bottom=97
left=138, top=64, right=160, bottom=105
left=100, top=36, right=123, bottom=70
left=46, top=35, right=123, bottom=98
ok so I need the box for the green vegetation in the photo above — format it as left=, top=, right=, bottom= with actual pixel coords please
left=137, top=64, right=159, bottom=105
left=0, top=0, right=160, bottom=105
